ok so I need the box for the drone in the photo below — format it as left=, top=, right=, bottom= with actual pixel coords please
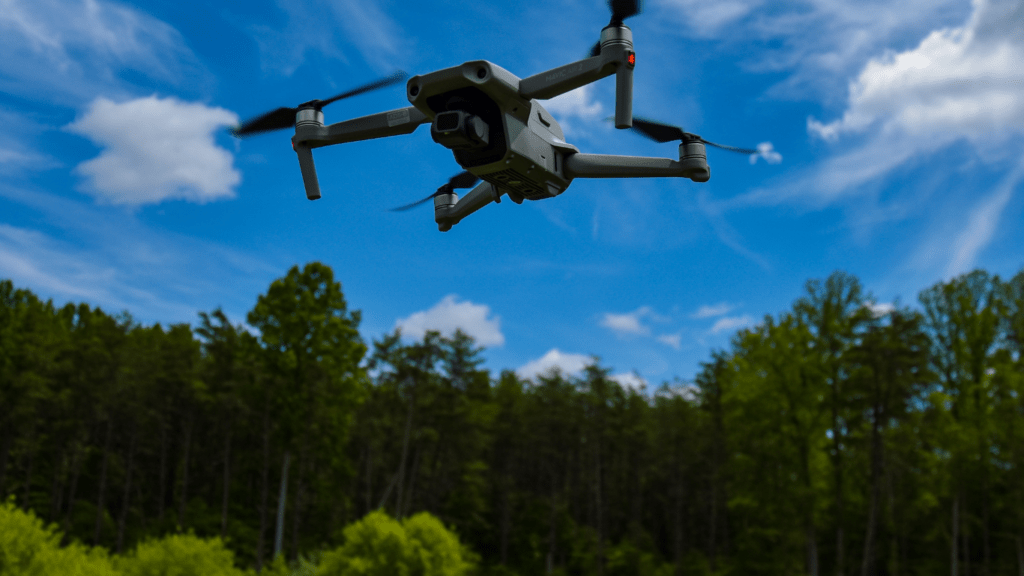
left=232, top=0, right=757, bottom=232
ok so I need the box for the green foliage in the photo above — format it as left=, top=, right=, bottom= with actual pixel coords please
left=115, top=531, right=252, bottom=576
left=0, top=498, right=117, bottom=576
left=6, top=264, right=1024, bottom=576
left=318, top=510, right=477, bottom=576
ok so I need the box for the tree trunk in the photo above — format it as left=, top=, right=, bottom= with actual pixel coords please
left=546, top=475, right=558, bottom=576
left=256, top=411, right=271, bottom=572
left=93, top=418, right=113, bottom=546
left=402, top=445, right=422, bottom=519
left=1015, top=536, right=1023, bottom=576
left=832, top=400, right=845, bottom=576
left=21, top=428, right=39, bottom=508
left=177, top=415, right=194, bottom=530
left=49, top=447, right=67, bottom=521
left=221, top=425, right=233, bottom=539
left=158, top=423, right=168, bottom=523
left=62, top=437, right=85, bottom=541
left=290, top=448, right=307, bottom=559
left=0, top=432, right=9, bottom=497
left=363, top=444, right=373, bottom=515
left=274, top=450, right=291, bottom=561
left=595, top=443, right=604, bottom=576
left=116, top=425, right=137, bottom=553
left=862, top=405, right=883, bottom=576
left=952, top=495, right=959, bottom=576
left=806, top=522, right=820, bottom=576
left=395, top=392, right=414, bottom=519
left=500, top=475, right=511, bottom=566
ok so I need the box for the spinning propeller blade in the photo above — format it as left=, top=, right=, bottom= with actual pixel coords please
left=588, top=0, right=642, bottom=57
left=232, top=71, right=408, bottom=137
left=390, top=171, right=480, bottom=212
left=628, top=116, right=758, bottom=155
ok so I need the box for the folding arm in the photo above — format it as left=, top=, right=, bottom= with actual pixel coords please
left=290, top=106, right=431, bottom=200
left=519, top=55, right=612, bottom=101
left=433, top=181, right=502, bottom=232
left=564, top=153, right=710, bottom=183
left=292, top=106, right=431, bottom=149
left=519, top=26, right=635, bottom=127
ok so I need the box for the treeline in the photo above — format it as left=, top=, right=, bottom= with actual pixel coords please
left=1, top=263, right=1023, bottom=576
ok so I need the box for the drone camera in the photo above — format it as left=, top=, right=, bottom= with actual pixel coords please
left=431, top=111, right=490, bottom=150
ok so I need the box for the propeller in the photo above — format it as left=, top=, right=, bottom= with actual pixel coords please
left=390, top=171, right=480, bottom=212
left=628, top=116, right=758, bottom=155
left=589, top=0, right=643, bottom=57
left=231, top=71, right=408, bottom=137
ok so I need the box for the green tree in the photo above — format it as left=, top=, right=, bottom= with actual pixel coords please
left=247, top=262, right=367, bottom=563
left=920, top=270, right=1006, bottom=576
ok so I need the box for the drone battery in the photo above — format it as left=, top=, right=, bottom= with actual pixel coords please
left=431, top=111, right=490, bottom=150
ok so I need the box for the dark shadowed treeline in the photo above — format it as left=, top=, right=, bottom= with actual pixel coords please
left=1, top=263, right=1023, bottom=576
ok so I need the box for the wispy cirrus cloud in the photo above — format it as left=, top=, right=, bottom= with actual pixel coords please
left=0, top=0, right=207, bottom=104
left=250, top=0, right=408, bottom=76
left=0, top=184, right=283, bottom=325
left=691, top=302, right=735, bottom=319
left=708, top=314, right=755, bottom=335
left=717, top=0, right=1024, bottom=277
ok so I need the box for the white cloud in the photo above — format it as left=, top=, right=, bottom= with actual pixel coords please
left=865, top=301, right=896, bottom=318
left=656, top=333, right=682, bottom=350
left=540, top=84, right=605, bottom=137
left=0, top=0, right=204, bottom=104
left=66, top=96, right=240, bottom=205
left=717, top=0, right=1024, bottom=277
left=601, top=311, right=649, bottom=336
left=691, top=302, right=735, bottom=318
left=709, top=314, right=755, bottom=335
left=807, top=0, right=1024, bottom=145
left=661, top=0, right=971, bottom=102
left=609, top=372, right=647, bottom=391
left=749, top=142, right=783, bottom=165
left=599, top=306, right=668, bottom=337
left=251, top=0, right=407, bottom=76
left=516, top=348, right=593, bottom=380
left=395, top=294, right=504, bottom=347
left=661, top=0, right=757, bottom=37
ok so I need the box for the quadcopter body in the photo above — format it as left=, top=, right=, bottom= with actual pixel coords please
left=235, top=1, right=753, bottom=232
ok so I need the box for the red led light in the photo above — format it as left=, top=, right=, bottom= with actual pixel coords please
left=628, top=53, right=635, bottom=65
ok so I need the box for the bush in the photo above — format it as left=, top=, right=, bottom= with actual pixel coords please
left=0, top=498, right=118, bottom=576
left=115, top=531, right=252, bottom=576
left=318, top=510, right=477, bottom=576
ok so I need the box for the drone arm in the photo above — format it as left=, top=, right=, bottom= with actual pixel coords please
left=434, top=182, right=501, bottom=231
left=293, top=106, right=430, bottom=149
left=564, top=153, right=710, bottom=182
left=518, top=56, right=612, bottom=100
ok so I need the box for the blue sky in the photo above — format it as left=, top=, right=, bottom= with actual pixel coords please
left=2, top=0, right=1022, bottom=388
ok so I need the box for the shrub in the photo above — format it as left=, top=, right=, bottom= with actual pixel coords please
left=318, top=510, right=477, bottom=576
left=115, top=531, right=252, bottom=576
left=0, top=498, right=118, bottom=576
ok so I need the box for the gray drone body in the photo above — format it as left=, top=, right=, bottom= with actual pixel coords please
left=235, top=2, right=752, bottom=232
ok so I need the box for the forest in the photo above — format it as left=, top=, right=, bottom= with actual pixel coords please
left=1, top=262, right=1023, bottom=576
